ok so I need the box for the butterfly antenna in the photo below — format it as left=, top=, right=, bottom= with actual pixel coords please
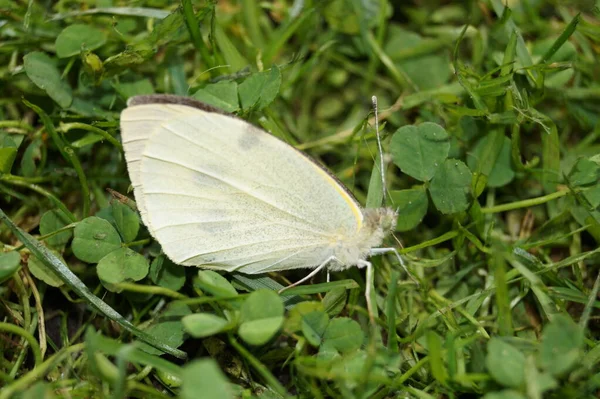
left=372, top=96, right=387, bottom=206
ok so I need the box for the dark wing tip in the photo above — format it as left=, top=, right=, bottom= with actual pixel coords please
left=126, top=94, right=229, bottom=116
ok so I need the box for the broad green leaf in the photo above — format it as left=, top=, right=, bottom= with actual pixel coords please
left=1, top=132, right=22, bottom=148
left=55, top=24, right=106, bottom=58
left=0, top=147, right=17, bottom=174
left=239, top=66, right=281, bottom=111
left=322, top=287, right=347, bottom=316
left=138, top=302, right=191, bottom=355
left=39, top=209, right=72, bottom=248
left=332, top=350, right=391, bottom=393
left=23, top=52, right=73, bottom=108
left=285, top=301, right=325, bottom=332
left=72, top=217, right=122, bottom=263
left=467, top=135, right=514, bottom=188
left=524, top=356, right=558, bottom=398
left=195, top=270, right=238, bottom=297
left=67, top=97, right=113, bottom=119
left=390, top=122, right=450, bottom=182
left=0, top=251, right=21, bottom=283
left=111, top=201, right=140, bottom=243
left=583, top=185, right=600, bottom=208
left=238, top=289, right=284, bottom=346
left=183, top=313, right=230, bottom=338
left=192, top=81, right=239, bottom=113
left=20, top=138, right=42, bottom=177
left=429, top=159, right=472, bottom=214
left=114, top=79, right=154, bottom=99
left=301, top=310, right=329, bottom=347
left=180, top=359, right=233, bottom=399
left=389, top=188, right=428, bottom=231
left=322, top=317, right=363, bottom=354
left=28, top=249, right=64, bottom=287
left=569, top=157, right=600, bottom=187
left=485, top=136, right=515, bottom=188
left=150, top=255, right=186, bottom=291
left=539, top=314, right=583, bottom=376
left=96, top=247, right=149, bottom=286
left=486, top=338, right=526, bottom=388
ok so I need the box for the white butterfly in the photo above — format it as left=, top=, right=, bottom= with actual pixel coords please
left=120, top=94, right=410, bottom=319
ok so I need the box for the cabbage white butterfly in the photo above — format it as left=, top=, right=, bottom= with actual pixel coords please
left=120, top=94, right=409, bottom=319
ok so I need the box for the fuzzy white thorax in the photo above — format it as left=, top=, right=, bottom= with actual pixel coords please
left=327, top=207, right=397, bottom=271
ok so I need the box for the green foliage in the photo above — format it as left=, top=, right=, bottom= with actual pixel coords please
left=0, top=147, right=17, bottom=174
left=390, top=122, right=450, bottom=181
left=195, top=270, right=238, bottom=297
left=0, top=1, right=599, bottom=398
left=183, top=313, right=231, bottom=338
left=137, top=302, right=191, bottom=356
left=96, top=247, right=149, bottom=286
left=0, top=251, right=20, bottom=283
left=180, top=359, right=234, bottom=399
left=109, top=201, right=140, bottom=243
left=192, top=81, right=240, bottom=112
left=72, top=216, right=121, bottom=263
left=486, top=338, right=527, bottom=388
left=238, top=65, right=282, bottom=111
left=389, top=187, right=428, bottom=231
left=28, top=249, right=64, bottom=287
left=149, top=255, right=186, bottom=291
left=23, top=52, right=73, bottom=107
left=321, top=317, right=364, bottom=354
left=39, top=210, right=72, bottom=249
left=238, top=289, right=284, bottom=346
left=429, top=159, right=473, bottom=214
left=55, top=24, right=107, bottom=59
left=483, top=315, right=585, bottom=397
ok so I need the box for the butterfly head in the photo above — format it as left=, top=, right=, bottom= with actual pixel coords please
left=328, top=207, right=397, bottom=270
left=363, top=207, right=397, bottom=234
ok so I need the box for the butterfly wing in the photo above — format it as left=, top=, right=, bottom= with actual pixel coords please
left=120, top=99, right=364, bottom=273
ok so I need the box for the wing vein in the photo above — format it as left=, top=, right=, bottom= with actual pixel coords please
left=142, top=155, right=328, bottom=232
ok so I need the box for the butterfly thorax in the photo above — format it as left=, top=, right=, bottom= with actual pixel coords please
left=327, top=207, right=397, bottom=271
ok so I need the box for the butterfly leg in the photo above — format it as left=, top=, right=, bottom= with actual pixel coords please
left=278, top=256, right=336, bottom=294
left=362, top=260, right=376, bottom=323
left=369, top=247, right=419, bottom=285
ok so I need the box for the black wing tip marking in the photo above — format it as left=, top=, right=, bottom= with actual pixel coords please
left=126, top=94, right=230, bottom=117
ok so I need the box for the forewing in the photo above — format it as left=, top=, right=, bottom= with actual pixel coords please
left=121, top=103, right=195, bottom=226
left=122, top=103, right=362, bottom=272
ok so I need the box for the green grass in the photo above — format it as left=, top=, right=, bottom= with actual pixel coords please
left=1, top=1, right=600, bottom=398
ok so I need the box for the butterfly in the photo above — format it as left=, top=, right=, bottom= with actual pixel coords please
left=120, top=94, right=412, bottom=319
